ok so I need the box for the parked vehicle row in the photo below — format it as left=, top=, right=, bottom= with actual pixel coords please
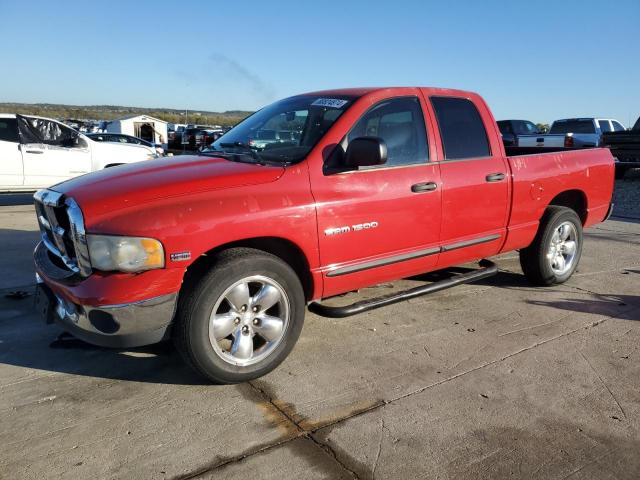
left=497, top=120, right=541, bottom=146
left=0, top=114, right=158, bottom=191
left=601, top=116, right=640, bottom=178
left=32, top=87, right=614, bottom=383
left=498, top=117, right=626, bottom=149
left=499, top=115, right=637, bottom=177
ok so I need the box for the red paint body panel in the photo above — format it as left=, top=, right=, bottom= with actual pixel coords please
left=39, top=87, right=614, bottom=307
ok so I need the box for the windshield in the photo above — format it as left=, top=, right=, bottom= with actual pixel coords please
left=202, top=94, right=357, bottom=164
left=549, top=120, right=595, bottom=134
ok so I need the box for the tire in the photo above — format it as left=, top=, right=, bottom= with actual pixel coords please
left=174, top=248, right=305, bottom=384
left=519, top=206, right=583, bottom=286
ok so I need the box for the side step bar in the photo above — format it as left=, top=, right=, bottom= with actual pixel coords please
left=308, top=259, right=497, bottom=319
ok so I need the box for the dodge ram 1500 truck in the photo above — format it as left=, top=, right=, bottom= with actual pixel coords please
left=33, top=87, right=614, bottom=383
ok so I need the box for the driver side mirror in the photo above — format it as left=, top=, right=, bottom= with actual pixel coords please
left=344, top=136, right=387, bottom=168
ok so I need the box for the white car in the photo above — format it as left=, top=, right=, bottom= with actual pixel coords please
left=0, top=114, right=158, bottom=192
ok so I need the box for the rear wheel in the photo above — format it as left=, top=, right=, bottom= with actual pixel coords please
left=174, top=248, right=305, bottom=384
left=519, top=206, right=583, bottom=286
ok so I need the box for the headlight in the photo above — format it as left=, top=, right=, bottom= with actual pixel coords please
left=87, top=235, right=164, bottom=272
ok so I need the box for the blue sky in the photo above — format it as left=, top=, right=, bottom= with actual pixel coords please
left=1, top=0, right=639, bottom=125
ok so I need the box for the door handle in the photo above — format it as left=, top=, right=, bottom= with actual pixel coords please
left=411, top=182, right=438, bottom=193
left=25, top=150, right=44, bottom=154
left=485, top=173, right=505, bottom=182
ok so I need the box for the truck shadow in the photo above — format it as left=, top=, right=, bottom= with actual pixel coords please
left=423, top=267, right=640, bottom=320
left=0, top=295, right=211, bottom=385
left=476, top=269, right=639, bottom=320
left=526, top=294, right=640, bottom=319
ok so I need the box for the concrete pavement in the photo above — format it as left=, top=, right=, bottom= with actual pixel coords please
left=0, top=205, right=638, bottom=479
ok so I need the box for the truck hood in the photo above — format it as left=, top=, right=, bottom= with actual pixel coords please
left=53, top=155, right=285, bottom=215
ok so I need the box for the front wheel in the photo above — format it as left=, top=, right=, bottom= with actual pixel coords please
left=174, top=248, right=305, bottom=383
left=519, top=206, right=583, bottom=286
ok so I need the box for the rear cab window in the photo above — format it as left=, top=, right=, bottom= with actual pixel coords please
left=430, top=97, right=491, bottom=160
left=612, top=121, right=626, bottom=132
left=549, top=120, right=596, bottom=134
left=497, top=121, right=512, bottom=134
left=598, top=120, right=612, bottom=132
left=514, top=121, right=538, bottom=135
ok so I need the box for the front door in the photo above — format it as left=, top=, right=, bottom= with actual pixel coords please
left=310, top=95, right=442, bottom=298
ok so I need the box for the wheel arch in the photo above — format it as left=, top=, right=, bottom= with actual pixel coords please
left=182, top=236, right=314, bottom=301
left=547, top=189, right=588, bottom=224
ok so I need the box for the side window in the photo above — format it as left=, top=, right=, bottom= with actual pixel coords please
left=512, top=121, right=527, bottom=135
left=612, top=121, right=625, bottom=132
left=346, top=97, right=429, bottom=167
left=598, top=120, right=612, bottom=132
left=0, top=118, right=20, bottom=143
left=497, top=121, right=512, bottom=134
left=430, top=97, right=491, bottom=160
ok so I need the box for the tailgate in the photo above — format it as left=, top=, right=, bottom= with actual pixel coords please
left=518, top=134, right=565, bottom=147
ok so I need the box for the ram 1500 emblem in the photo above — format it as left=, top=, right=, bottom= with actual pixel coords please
left=324, top=221, right=378, bottom=236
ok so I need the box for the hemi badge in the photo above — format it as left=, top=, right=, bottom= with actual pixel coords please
left=170, top=252, right=191, bottom=262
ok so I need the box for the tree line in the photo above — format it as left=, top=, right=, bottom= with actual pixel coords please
left=0, top=103, right=252, bottom=127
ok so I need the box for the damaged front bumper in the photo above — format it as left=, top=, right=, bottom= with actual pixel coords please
left=34, top=239, right=178, bottom=348
left=35, top=278, right=177, bottom=348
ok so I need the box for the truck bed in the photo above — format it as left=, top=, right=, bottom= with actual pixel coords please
left=502, top=146, right=614, bottom=252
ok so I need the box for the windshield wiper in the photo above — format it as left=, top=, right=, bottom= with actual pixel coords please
left=219, top=142, right=266, bottom=164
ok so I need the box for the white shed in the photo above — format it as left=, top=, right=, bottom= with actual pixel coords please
left=106, top=115, right=168, bottom=147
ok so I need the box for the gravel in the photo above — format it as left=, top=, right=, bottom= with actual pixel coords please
left=612, top=168, right=640, bottom=219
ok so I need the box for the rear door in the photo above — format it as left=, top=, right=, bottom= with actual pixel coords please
left=0, top=117, right=23, bottom=188
left=427, top=95, right=509, bottom=267
left=311, top=94, right=442, bottom=297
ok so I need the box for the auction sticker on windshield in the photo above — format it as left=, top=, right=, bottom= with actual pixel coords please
left=311, top=98, right=349, bottom=108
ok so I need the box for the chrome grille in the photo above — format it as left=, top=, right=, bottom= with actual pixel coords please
left=33, top=189, right=92, bottom=277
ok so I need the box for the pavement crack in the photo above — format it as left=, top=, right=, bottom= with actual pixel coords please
left=393, top=321, right=606, bottom=404
left=371, top=414, right=386, bottom=479
left=578, top=351, right=626, bottom=419
left=307, top=432, right=362, bottom=480
left=247, top=381, right=361, bottom=479
left=559, top=449, right=614, bottom=479
left=498, top=317, right=565, bottom=337
left=248, top=381, right=305, bottom=433
left=171, top=436, right=299, bottom=480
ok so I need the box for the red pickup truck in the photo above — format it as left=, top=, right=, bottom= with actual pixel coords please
left=33, top=87, right=614, bottom=383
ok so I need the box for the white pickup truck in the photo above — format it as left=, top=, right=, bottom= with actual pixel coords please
left=0, top=114, right=158, bottom=192
left=517, top=117, right=625, bottom=149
